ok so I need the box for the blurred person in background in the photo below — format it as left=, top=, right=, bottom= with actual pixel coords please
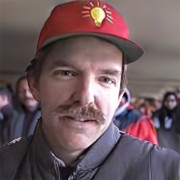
left=175, top=86, right=180, bottom=102
left=0, top=84, right=17, bottom=145
left=134, top=97, right=162, bottom=118
left=153, top=91, right=180, bottom=153
left=12, top=76, right=41, bottom=139
left=113, top=89, right=141, bottom=130
left=152, top=97, right=162, bottom=112
left=113, top=89, right=158, bottom=144
left=137, top=101, right=154, bottom=118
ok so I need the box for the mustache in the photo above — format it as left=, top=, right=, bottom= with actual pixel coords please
left=56, top=103, right=105, bottom=124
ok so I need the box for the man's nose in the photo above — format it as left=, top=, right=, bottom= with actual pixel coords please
left=24, top=89, right=32, bottom=98
left=75, top=78, right=96, bottom=106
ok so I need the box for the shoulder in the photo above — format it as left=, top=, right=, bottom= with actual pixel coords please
left=154, top=107, right=165, bottom=116
left=118, top=133, right=156, bottom=156
left=1, top=104, right=17, bottom=118
left=120, top=133, right=179, bottom=158
left=0, top=136, right=32, bottom=158
left=118, top=134, right=180, bottom=177
left=0, top=137, right=32, bottom=177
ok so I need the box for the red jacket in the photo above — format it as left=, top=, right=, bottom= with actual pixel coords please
left=124, top=115, right=159, bottom=145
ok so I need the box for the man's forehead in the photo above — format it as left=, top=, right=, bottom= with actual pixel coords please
left=18, top=79, right=28, bottom=86
left=46, top=58, right=122, bottom=73
left=166, top=95, right=176, bottom=100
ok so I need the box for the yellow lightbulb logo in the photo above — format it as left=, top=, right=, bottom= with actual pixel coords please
left=90, top=7, right=106, bottom=27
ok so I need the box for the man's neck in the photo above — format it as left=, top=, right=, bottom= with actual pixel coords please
left=52, top=147, right=83, bottom=166
left=42, top=126, right=84, bottom=166
left=24, top=105, right=38, bottom=113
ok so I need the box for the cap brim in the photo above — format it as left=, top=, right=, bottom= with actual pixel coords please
left=41, top=32, right=144, bottom=64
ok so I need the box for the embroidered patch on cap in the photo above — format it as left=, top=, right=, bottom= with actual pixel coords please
left=82, top=0, right=113, bottom=27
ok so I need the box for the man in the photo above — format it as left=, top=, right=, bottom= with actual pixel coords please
left=12, top=76, right=40, bottom=139
left=153, top=91, right=180, bottom=153
left=0, top=85, right=17, bottom=145
left=0, top=1, right=179, bottom=179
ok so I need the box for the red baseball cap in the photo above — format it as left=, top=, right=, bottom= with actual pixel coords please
left=36, top=0, right=144, bottom=64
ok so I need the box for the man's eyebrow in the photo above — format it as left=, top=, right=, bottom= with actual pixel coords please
left=47, top=60, right=122, bottom=76
left=99, top=69, right=122, bottom=76
left=48, top=60, right=75, bottom=69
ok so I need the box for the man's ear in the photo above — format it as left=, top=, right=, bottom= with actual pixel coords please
left=118, top=89, right=125, bottom=105
left=27, top=72, right=40, bottom=101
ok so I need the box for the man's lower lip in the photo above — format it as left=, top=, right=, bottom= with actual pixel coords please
left=61, top=117, right=96, bottom=124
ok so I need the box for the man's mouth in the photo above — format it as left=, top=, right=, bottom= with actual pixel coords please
left=64, top=116, right=97, bottom=122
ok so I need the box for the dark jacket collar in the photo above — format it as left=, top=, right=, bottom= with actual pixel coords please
left=32, top=121, right=121, bottom=173
left=76, top=123, right=121, bottom=171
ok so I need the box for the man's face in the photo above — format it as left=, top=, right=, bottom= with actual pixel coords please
left=30, top=37, right=123, bottom=153
left=17, top=79, right=38, bottom=111
left=164, top=94, right=177, bottom=110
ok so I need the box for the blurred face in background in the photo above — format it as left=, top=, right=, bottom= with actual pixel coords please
left=0, top=88, right=12, bottom=110
left=0, top=95, right=9, bottom=110
left=164, top=94, right=177, bottom=110
left=153, top=99, right=162, bottom=111
left=17, top=79, right=38, bottom=112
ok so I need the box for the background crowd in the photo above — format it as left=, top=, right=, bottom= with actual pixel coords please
left=0, top=77, right=179, bottom=153
left=0, top=76, right=40, bottom=146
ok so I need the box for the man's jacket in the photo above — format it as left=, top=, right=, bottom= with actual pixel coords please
left=0, top=123, right=180, bottom=180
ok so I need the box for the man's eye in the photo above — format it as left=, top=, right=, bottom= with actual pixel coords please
left=100, top=77, right=115, bottom=84
left=54, top=70, right=75, bottom=77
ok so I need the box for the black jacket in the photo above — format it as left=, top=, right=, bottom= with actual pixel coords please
left=0, top=123, right=180, bottom=180
left=0, top=104, right=18, bottom=146
left=153, top=104, right=180, bottom=153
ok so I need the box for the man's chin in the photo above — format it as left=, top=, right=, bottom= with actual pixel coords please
left=63, top=134, right=99, bottom=151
